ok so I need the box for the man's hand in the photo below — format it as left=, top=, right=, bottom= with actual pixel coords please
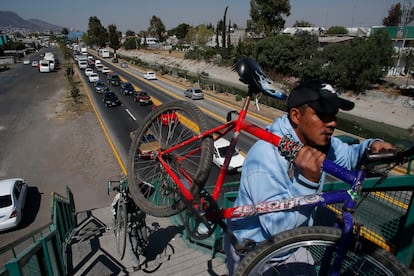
left=369, top=141, right=394, bottom=153
left=295, top=146, right=325, bottom=183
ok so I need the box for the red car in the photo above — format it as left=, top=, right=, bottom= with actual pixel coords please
left=152, top=105, right=179, bottom=125
left=134, top=91, right=153, bottom=105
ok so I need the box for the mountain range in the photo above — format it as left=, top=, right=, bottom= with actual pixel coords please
left=0, top=11, right=63, bottom=32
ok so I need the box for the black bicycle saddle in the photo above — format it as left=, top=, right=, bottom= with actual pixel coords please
left=234, top=57, right=287, bottom=100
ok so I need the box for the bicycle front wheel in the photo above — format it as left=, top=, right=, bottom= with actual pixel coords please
left=128, top=101, right=213, bottom=217
left=115, top=200, right=127, bottom=260
left=234, top=226, right=410, bottom=276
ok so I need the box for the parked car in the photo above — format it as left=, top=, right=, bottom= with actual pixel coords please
left=23, top=59, right=30, bottom=65
left=212, top=138, right=245, bottom=174
left=103, top=91, right=121, bottom=107
left=133, top=91, right=153, bottom=105
left=88, top=73, right=99, bottom=82
left=31, top=60, right=38, bottom=67
left=143, top=71, right=157, bottom=80
left=84, top=67, right=94, bottom=76
left=152, top=105, right=178, bottom=125
left=94, top=80, right=107, bottom=93
left=121, top=62, right=128, bottom=68
left=120, top=82, right=135, bottom=95
left=101, top=66, right=111, bottom=74
left=0, top=178, right=28, bottom=231
left=107, top=73, right=121, bottom=86
left=184, top=87, right=204, bottom=100
left=112, top=58, right=118, bottom=63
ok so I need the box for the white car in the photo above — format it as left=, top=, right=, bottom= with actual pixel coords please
left=101, top=66, right=111, bottom=74
left=143, top=71, right=157, bottom=80
left=212, top=138, right=245, bottom=173
left=88, top=73, right=99, bottom=82
left=0, top=178, right=28, bottom=231
left=23, top=59, right=31, bottom=65
left=84, top=67, right=94, bottom=76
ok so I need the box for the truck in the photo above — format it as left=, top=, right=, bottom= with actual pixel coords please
left=43, top=52, right=55, bottom=70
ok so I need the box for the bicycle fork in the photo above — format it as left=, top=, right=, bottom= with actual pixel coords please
left=320, top=198, right=357, bottom=276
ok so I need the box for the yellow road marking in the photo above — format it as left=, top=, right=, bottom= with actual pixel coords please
left=77, top=67, right=128, bottom=175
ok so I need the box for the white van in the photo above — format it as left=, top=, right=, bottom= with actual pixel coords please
left=39, top=60, right=51, bottom=73
left=78, top=60, right=88, bottom=70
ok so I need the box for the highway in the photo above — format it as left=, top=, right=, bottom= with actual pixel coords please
left=78, top=53, right=264, bottom=186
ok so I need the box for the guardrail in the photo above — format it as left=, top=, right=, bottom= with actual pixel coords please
left=0, top=187, right=76, bottom=275
left=174, top=162, right=414, bottom=267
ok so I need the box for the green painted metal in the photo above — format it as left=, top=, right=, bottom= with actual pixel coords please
left=0, top=187, right=76, bottom=275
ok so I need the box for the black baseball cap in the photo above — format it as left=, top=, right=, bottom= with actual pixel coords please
left=287, top=80, right=354, bottom=114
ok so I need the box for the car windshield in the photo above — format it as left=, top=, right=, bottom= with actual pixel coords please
left=194, top=89, right=202, bottom=94
left=217, top=146, right=238, bottom=157
left=141, top=134, right=156, bottom=143
left=0, top=195, right=12, bottom=208
left=140, top=92, right=148, bottom=97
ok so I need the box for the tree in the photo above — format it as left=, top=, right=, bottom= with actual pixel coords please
left=87, top=16, right=108, bottom=48
left=222, top=6, right=228, bottom=48
left=293, top=20, right=314, bottom=27
left=168, top=23, right=190, bottom=39
left=383, top=3, right=402, bottom=26
left=108, top=24, right=121, bottom=56
left=186, top=24, right=214, bottom=47
left=249, top=0, right=291, bottom=36
left=125, top=30, right=135, bottom=37
left=148, top=15, right=166, bottom=42
left=216, top=20, right=224, bottom=48
left=62, top=28, right=69, bottom=36
left=254, top=35, right=297, bottom=75
left=123, top=37, right=138, bottom=50
left=327, top=26, right=349, bottom=35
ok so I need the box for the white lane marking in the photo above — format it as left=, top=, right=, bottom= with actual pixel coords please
left=125, top=108, right=136, bottom=121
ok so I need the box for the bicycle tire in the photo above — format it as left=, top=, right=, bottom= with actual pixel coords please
left=234, top=226, right=411, bottom=276
left=115, top=200, right=127, bottom=260
left=128, top=100, right=213, bottom=217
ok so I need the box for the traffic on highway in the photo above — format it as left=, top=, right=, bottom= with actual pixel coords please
left=75, top=50, right=263, bottom=185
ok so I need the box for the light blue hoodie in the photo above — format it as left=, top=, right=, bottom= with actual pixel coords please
left=227, top=114, right=373, bottom=244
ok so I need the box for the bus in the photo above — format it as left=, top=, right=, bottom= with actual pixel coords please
left=98, top=49, right=110, bottom=58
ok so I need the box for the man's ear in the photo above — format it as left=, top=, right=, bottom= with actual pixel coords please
left=289, top=107, right=301, bottom=126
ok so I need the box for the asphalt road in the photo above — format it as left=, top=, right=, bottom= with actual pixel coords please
left=0, top=48, right=120, bottom=250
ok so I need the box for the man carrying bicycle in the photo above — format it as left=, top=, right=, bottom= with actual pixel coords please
left=225, top=80, right=394, bottom=275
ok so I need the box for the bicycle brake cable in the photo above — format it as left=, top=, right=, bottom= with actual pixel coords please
left=254, top=92, right=263, bottom=111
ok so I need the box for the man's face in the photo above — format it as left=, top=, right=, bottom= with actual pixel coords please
left=294, top=105, right=337, bottom=148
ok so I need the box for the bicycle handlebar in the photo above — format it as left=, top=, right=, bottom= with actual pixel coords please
left=279, top=134, right=414, bottom=187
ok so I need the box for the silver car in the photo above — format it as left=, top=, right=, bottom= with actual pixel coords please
left=184, top=87, right=204, bottom=100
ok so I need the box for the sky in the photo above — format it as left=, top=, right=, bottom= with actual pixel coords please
left=1, top=0, right=403, bottom=32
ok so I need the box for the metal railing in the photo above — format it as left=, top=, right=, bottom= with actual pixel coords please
left=0, top=187, right=76, bottom=275
left=174, top=163, right=414, bottom=267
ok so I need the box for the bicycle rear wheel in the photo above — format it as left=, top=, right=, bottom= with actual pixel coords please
left=128, top=101, right=213, bottom=217
left=234, top=226, right=410, bottom=276
left=115, top=200, right=127, bottom=260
